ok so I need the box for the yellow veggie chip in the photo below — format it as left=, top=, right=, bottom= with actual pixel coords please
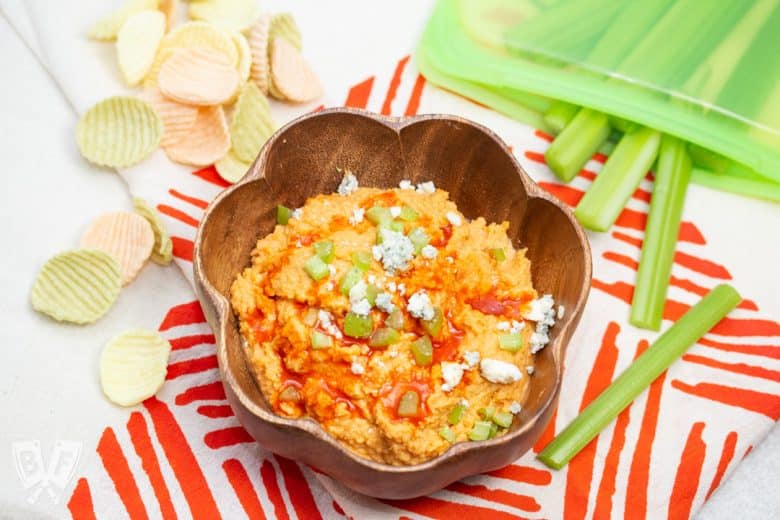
left=158, top=46, right=240, bottom=105
left=269, top=37, right=323, bottom=103
left=215, top=150, right=251, bottom=184
left=188, top=0, right=261, bottom=32
left=163, top=105, right=230, bottom=166
left=31, top=249, right=121, bottom=324
left=229, top=82, right=275, bottom=163
left=269, top=13, right=302, bottom=50
left=76, top=96, right=162, bottom=169
left=81, top=212, right=155, bottom=286
left=117, top=10, right=166, bottom=86
left=231, top=31, right=252, bottom=84
left=100, top=329, right=171, bottom=407
left=140, top=88, right=198, bottom=148
left=88, top=0, right=158, bottom=41
left=132, top=198, right=173, bottom=265
left=248, top=14, right=271, bottom=94
left=145, top=21, right=239, bottom=87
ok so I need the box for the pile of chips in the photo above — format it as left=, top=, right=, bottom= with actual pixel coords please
left=78, top=0, right=322, bottom=183
left=30, top=201, right=175, bottom=406
left=31, top=200, right=174, bottom=325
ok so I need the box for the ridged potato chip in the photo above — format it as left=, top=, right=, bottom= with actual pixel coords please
left=144, top=21, right=239, bottom=87
left=31, top=249, right=122, bottom=324
left=140, top=88, right=198, bottom=148
left=229, top=82, right=275, bottom=163
left=248, top=14, right=271, bottom=94
left=159, top=0, right=178, bottom=30
left=269, top=13, right=302, bottom=50
left=81, top=212, right=155, bottom=285
left=117, top=10, right=166, bottom=86
left=215, top=150, right=251, bottom=183
left=158, top=46, right=240, bottom=105
left=88, top=0, right=158, bottom=41
left=76, top=96, right=162, bottom=168
left=188, top=0, right=261, bottom=32
left=100, top=329, right=171, bottom=407
left=269, top=37, right=323, bottom=103
left=231, top=31, right=252, bottom=84
left=163, top=105, right=230, bottom=166
left=132, top=198, right=173, bottom=265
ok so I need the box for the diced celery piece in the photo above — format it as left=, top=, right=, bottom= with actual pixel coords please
left=304, top=255, right=329, bottom=281
left=491, top=248, right=506, bottom=262
left=421, top=307, right=443, bottom=338
left=311, top=331, right=333, bottom=350
left=276, top=205, right=292, bottom=225
left=397, top=390, right=419, bottom=417
left=385, top=309, right=405, bottom=330
left=366, top=284, right=380, bottom=306
left=390, top=220, right=404, bottom=232
left=339, top=267, right=363, bottom=294
left=468, top=421, right=493, bottom=441
left=351, top=251, right=372, bottom=272
left=493, top=411, right=514, bottom=428
left=313, top=240, right=335, bottom=263
left=399, top=206, right=419, bottom=221
left=368, top=328, right=400, bottom=349
left=488, top=422, right=499, bottom=439
left=343, top=312, right=373, bottom=338
left=448, top=403, right=466, bottom=425
left=410, top=335, right=433, bottom=366
left=439, top=426, right=456, bottom=443
left=408, top=227, right=430, bottom=254
left=366, top=206, right=392, bottom=225
left=478, top=406, right=495, bottom=421
left=499, top=333, right=523, bottom=352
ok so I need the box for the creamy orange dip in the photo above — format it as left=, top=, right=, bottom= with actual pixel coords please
left=230, top=175, right=558, bottom=465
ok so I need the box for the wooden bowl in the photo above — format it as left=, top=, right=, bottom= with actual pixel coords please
left=193, top=108, right=591, bottom=499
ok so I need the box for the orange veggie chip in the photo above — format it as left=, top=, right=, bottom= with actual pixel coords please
left=140, top=88, right=198, bottom=148
left=158, top=46, right=239, bottom=105
left=80, top=212, right=154, bottom=285
left=269, top=37, right=323, bottom=103
left=162, top=105, right=230, bottom=166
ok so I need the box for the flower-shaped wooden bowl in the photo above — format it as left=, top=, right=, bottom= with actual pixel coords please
left=194, top=108, right=591, bottom=499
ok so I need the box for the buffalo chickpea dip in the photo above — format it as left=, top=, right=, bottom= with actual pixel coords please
left=230, top=172, right=561, bottom=465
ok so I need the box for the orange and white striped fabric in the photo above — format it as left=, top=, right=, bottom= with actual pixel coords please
left=57, top=55, right=780, bottom=520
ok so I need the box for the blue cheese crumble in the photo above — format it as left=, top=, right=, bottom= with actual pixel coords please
left=337, top=172, right=358, bottom=196
left=525, top=294, right=556, bottom=354
left=407, top=290, right=434, bottom=321
left=373, top=228, right=415, bottom=274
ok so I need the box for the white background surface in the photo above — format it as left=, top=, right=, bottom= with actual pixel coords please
left=0, top=1, right=778, bottom=518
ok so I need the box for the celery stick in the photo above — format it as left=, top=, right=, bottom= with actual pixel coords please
left=545, top=108, right=611, bottom=182
left=543, top=101, right=578, bottom=135
left=683, top=0, right=777, bottom=103
left=691, top=168, right=780, bottom=204
left=688, top=143, right=732, bottom=174
left=539, top=284, right=741, bottom=469
left=716, top=3, right=780, bottom=119
left=575, top=127, right=661, bottom=231
left=630, top=136, right=691, bottom=330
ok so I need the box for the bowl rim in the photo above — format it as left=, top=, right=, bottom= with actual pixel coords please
left=194, top=107, right=592, bottom=473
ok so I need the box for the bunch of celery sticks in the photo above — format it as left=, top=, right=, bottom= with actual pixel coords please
left=509, top=0, right=780, bottom=331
